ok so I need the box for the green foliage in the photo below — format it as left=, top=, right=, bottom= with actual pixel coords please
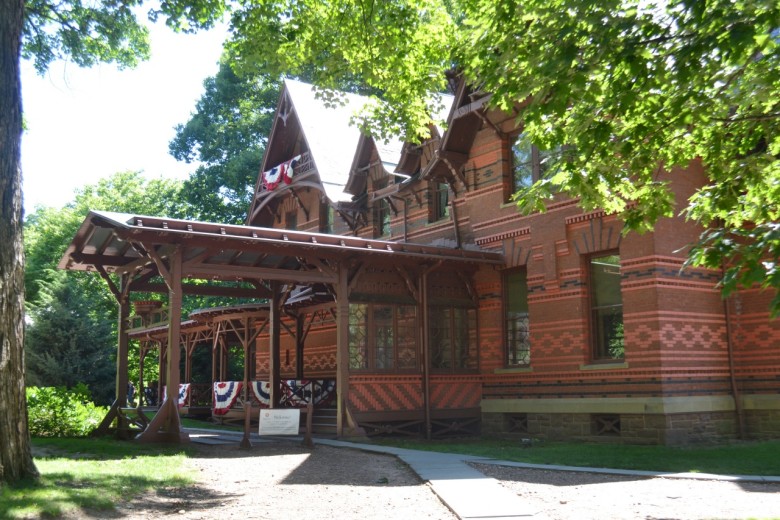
left=227, top=0, right=455, bottom=140
left=169, top=62, right=280, bottom=223
left=22, top=0, right=151, bottom=74
left=22, top=0, right=227, bottom=75
left=26, top=385, right=108, bottom=437
left=225, top=0, right=780, bottom=313
left=24, top=172, right=198, bottom=405
left=25, top=278, right=116, bottom=405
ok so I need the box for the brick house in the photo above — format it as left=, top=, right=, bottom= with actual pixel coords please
left=60, top=78, right=780, bottom=445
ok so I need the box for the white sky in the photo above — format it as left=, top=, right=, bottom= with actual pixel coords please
left=20, top=21, right=230, bottom=214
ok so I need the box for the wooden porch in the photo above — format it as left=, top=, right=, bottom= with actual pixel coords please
left=58, top=211, right=503, bottom=443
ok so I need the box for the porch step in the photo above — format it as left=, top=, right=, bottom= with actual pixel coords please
left=305, top=407, right=338, bottom=435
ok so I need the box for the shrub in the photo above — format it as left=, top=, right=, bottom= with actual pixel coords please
left=27, top=384, right=108, bottom=437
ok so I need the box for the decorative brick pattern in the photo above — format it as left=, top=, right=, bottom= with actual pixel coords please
left=348, top=376, right=424, bottom=412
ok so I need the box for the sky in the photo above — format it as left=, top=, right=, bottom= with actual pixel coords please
left=20, top=21, right=230, bottom=214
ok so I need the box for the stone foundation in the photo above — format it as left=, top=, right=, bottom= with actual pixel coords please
left=482, top=408, right=780, bottom=445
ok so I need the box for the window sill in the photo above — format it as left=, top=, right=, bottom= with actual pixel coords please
left=494, top=366, right=533, bottom=374
left=579, top=361, right=629, bottom=371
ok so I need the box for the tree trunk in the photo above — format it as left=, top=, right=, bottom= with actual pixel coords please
left=0, top=0, right=39, bottom=485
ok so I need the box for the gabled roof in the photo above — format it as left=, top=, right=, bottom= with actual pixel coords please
left=264, top=80, right=452, bottom=202
left=282, top=79, right=371, bottom=203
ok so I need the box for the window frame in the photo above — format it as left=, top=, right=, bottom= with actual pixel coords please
left=348, top=303, right=419, bottom=372
left=319, top=201, right=334, bottom=234
left=506, top=131, right=561, bottom=202
left=285, top=210, right=297, bottom=230
left=430, top=181, right=450, bottom=223
left=587, top=251, right=625, bottom=362
left=504, top=268, right=530, bottom=367
left=428, top=305, right=478, bottom=372
left=374, top=199, right=391, bottom=237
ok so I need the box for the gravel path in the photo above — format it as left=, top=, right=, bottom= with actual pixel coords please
left=109, top=442, right=780, bottom=520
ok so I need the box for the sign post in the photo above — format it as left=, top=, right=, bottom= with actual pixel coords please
left=258, top=409, right=300, bottom=436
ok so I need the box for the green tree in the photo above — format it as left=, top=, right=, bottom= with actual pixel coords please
left=226, top=0, right=780, bottom=314
left=170, top=62, right=280, bottom=224
left=25, top=279, right=116, bottom=405
left=23, top=171, right=194, bottom=412
left=24, top=171, right=190, bottom=308
left=3, top=0, right=225, bottom=484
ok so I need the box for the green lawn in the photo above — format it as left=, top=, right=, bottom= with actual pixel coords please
left=0, top=437, right=194, bottom=519
left=375, top=437, right=780, bottom=476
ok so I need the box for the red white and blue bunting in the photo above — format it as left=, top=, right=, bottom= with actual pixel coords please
left=212, top=381, right=242, bottom=416
left=262, top=155, right=302, bottom=191
left=251, top=381, right=272, bottom=406
left=162, top=383, right=190, bottom=408
left=211, top=380, right=336, bottom=414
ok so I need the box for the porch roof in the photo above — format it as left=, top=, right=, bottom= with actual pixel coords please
left=58, top=211, right=504, bottom=294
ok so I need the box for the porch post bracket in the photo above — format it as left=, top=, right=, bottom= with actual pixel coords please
left=145, top=245, right=173, bottom=290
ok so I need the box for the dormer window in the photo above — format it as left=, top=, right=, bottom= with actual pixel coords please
left=319, top=202, right=334, bottom=234
left=431, top=182, right=450, bottom=222
left=375, top=199, right=391, bottom=237
left=285, top=210, right=297, bottom=230
left=508, top=132, right=558, bottom=201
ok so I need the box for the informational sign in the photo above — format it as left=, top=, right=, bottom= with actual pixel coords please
left=258, top=409, right=301, bottom=436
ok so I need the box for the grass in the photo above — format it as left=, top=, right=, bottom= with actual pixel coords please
left=374, top=437, right=780, bottom=476
left=181, top=417, right=243, bottom=432
left=0, top=437, right=195, bottom=519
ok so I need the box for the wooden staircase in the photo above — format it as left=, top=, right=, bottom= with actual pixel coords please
left=303, top=406, right=338, bottom=436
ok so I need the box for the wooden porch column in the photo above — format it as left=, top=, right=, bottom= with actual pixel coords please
left=295, top=313, right=304, bottom=380
left=421, top=270, right=432, bottom=440
left=335, top=264, right=349, bottom=436
left=241, top=316, right=253, bottom=449
left=117, top=291, right=130, bottom=408
left=269, top=281, right=281, bottom=408
left=138, top=247, right=189, bottom=443
left=93, top=276, right=130, bottom=435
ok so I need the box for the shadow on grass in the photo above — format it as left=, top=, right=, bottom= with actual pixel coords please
left=1, top=471, right=204, bottom=519
left=0, top=437, right=198, bottom=519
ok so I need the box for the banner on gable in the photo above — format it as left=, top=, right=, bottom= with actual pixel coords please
left=262, top=154, right=302, bottom=191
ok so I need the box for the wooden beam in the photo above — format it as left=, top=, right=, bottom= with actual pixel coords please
left=96, top=265, right=121, bottom=302
left=146, top=246, right=173, bottom=290
left=420, top=270, right=432, bottom=440
left=269, top=281, right=281, bottom=408
left=137, top=247, right=189, bottom=443
left=131, top=282, right=270, bottom=299
left=186, top=264, right=337, bottom=284
left=335, top=264, right=349, bottom=436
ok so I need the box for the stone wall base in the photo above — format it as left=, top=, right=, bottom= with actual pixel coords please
left=481, top=409, right=780, bottom=445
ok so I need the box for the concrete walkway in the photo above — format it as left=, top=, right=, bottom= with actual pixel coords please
left=185, top=428, right=780, bottom=520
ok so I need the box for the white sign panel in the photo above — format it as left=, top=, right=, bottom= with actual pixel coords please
left=258, top=409, right=301, bottom=436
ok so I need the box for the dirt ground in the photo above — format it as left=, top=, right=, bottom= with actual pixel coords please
left=104, top=441, right=780, bottom=520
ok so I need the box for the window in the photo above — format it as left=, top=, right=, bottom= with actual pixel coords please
left=505, top=270, right=530, bottom=366
left=589, top=254, right=624, bottom=360
left=285, top=210, right=297, bottom=230
left=431, top=182, right=450, bottom=222
left=348, top=303, right=418, bottom=371
left=509, top=132, right=559, bottom=197
left=319, top=202, right=334, bottom=234
left=429, top=306, right=477, bottom=370
left=374, top=199, right=391, bottom=237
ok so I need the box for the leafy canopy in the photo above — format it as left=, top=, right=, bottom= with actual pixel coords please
left=22, top=0, right=227, bottom=74
left=223, top=0, right=780, bottom=314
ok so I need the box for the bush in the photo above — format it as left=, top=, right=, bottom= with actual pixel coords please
left=27, top=384, right=108, bottom=437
